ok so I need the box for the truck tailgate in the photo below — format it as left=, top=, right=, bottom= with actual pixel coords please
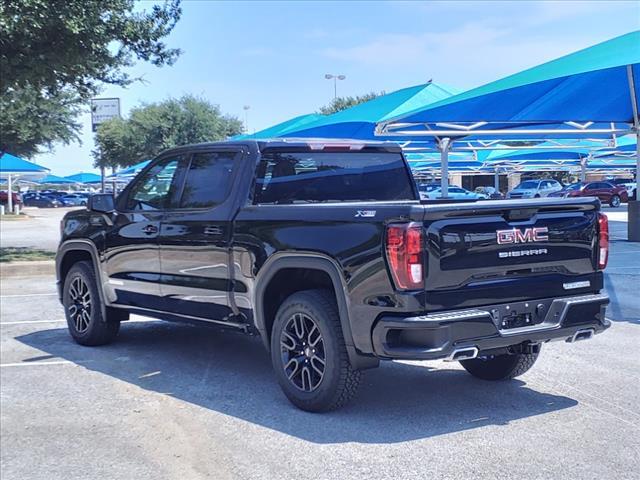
left=421, top=197, right=602, bottom=310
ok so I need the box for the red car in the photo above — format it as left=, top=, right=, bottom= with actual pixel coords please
left=548, top=181, right=628, bottom=207
left=0, top=191, right=22, bottom=206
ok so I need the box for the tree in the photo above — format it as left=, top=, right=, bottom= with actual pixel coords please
left=0, top=0, right=182, bottom=157
left=0, top=86, right=82, bottom=158
left=318, top=92, right=384, bottom=115
left=94, top=95, right=244, bottom=170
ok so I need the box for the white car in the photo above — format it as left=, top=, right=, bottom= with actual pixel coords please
left=425, top=186, right=481, bottom=200
left=507, top=179, right=563, bottom=199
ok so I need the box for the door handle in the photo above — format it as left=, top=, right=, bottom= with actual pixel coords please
left=142, top=225, right=158, bottom=235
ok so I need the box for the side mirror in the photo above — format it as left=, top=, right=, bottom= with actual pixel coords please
left=88, top=194, right=115, bottom=213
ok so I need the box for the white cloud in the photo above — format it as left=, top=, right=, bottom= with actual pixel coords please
left=320, top=21, right=603, bottom=88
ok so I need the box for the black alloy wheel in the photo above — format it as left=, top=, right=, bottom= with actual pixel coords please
left=67, top=276, right=92, bottom=333
left=63, top=261, right=122, bottom=346
left=280, top=313, right=326, bottom=392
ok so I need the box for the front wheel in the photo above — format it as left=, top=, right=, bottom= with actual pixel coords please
left=609, top=195, right=621, bottom=208
left=460, top=350, right=540, bottom=380
left=270, top=290, right=362, bottom=412
left=63, top=261, right=122, bottom=346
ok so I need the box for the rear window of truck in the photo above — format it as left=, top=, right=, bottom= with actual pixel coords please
left=253, top=151, right=416, bottom=204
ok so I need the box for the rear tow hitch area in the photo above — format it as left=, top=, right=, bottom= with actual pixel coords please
left=567, top=328, right=595, bottom=343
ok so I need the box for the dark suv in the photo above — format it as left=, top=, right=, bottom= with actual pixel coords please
left=57, top=140, right=610, bottom=411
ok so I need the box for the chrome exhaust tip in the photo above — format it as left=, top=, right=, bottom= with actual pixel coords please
left=567, top=328, right=595, bottom=343
left=445, top=346, right=479, bottom=362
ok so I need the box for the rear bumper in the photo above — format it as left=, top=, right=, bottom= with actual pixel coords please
left=371, top=293, right=610, bottom=360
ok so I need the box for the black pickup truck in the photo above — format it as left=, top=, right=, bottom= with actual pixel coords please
left=56, top=139, right=610, bottom=411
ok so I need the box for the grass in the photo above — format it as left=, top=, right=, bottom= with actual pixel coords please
left=0, top=247, right=56, bottom=263
left=0, top=213, right=30, bottom=221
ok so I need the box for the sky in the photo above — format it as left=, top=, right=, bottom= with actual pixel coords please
left=32, top=0, right=640, bottom=176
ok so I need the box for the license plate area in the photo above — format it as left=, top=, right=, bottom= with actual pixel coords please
left=490, top=299, right=554, bottom=331
left=501, top=312, right=534, bottom=329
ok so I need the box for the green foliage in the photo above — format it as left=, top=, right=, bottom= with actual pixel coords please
left=0, top=86, right=83, bottom=157
left=318, top=92, right=384, bottom=115
left=0, top=0, right=182, bottom=157
left=94, top=95, right=244, bottom=169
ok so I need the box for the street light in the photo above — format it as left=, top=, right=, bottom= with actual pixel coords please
left=243, top=105, right=250, bottom=133
left=324, top=74, right=346, bottom=100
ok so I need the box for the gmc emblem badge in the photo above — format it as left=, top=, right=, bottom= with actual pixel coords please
left=496, top=227, right=549, bottom=245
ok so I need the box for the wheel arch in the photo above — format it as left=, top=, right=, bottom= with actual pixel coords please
left=253, top=253, right=378, bottom=370
left=57, top=240, right=108, bottom=319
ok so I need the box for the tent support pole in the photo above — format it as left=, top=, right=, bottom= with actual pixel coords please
left=439, top=137, right=451, bottom=199
left=626, top=65, right=640, bottom=242
left=494, top=169, right=500, bottom=192
left=7, top=174, right=13, bottom=214
left=580, top=156, right=588, bottom=182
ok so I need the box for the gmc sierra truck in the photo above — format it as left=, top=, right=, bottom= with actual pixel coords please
left=56, top=139, right=610, bottom=412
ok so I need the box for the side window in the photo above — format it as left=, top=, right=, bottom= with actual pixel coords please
left=124, top=156, right=182, bottom=211
left=179, top=151, right=236, bottom=209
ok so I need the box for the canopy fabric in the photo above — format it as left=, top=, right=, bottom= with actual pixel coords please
left=233, top=114, right=323, bottom=140
left=381, top=31, right=640, bottom=126
left=65, top=172, right=102, bottom=183
left=0, top=152, right=50, bottom=177
left=38, top=174, right=76, bottom=184
left=108, top=160, right=151, bottom=179
left=281, top=82, right=460, bottom=140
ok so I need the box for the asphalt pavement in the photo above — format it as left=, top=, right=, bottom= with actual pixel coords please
left=0, top=205, right=639, bottom=480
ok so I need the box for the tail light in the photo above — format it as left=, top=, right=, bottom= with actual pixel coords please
left=597, top=213, right=609, bottom=270
left=385, top=223, right=424, bottom=290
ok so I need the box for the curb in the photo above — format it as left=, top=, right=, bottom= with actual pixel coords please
left=0, top=260, right=55, bottom=278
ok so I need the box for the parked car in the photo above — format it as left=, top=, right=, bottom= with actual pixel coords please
left=608, top=179, right=636, bottom=201
left=507, top=179, right=563, bottom=199
left=23, top=194, right=63, bottom=208
left=474, top=186, right=504, bottom=200
left=61, top=194, right=88, bottom=206
left=548, top=181, right=628, bottom=207
left=425, top=186, right=481, bottom=199
left=0, top=191, right=22, bottom=206
left=56, top=139, right=610, bottom=412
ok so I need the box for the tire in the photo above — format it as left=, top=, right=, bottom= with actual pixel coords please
left=534, top=194, right=541, bottom=198
left=609, top=195, right=621, bottom=208
left=270, top=289, right=362, bottom=412
left=460, top=350, right=540, bottom=381
left=63, top=261, right=122, bottom=346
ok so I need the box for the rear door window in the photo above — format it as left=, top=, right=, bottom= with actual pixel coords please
left=254, top=151, right=416, bottom=204
left=178, top=151, right=237, bottom=209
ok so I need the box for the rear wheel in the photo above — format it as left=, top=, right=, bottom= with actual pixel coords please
left=609, top=195, right=621, bottom=208
left=270, top=290, right=361, bottom=412
left=63, top=261, right=123, bottom=346
left=460, top=350, right=540, bottom=380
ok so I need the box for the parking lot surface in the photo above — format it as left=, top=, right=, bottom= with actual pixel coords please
left=1, top=206, right=639, bottom=480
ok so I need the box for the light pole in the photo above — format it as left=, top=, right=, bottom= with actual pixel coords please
left=324, top=74, right=346, bottom=100
left=243, top=105, right=250, bottom=133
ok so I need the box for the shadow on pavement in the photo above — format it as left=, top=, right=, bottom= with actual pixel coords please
left=17, top=321, right=577, bottom=444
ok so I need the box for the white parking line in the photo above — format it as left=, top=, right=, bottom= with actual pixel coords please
left=0, top=360, right=78, bottom=368
left=0, top=293, right=58, bottom=298
left=0, top=319, right=65, bottom=325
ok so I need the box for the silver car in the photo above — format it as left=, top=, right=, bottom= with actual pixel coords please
left=507, top=179, right=563, bottom=199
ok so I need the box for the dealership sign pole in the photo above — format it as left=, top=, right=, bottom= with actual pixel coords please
left=91, top=98, right=121, bottom=193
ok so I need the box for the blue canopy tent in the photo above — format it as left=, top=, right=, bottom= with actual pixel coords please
left=278, top=81, right=460, bottom=142
left=65, top=172, right=102, bottom=184
left=38, top=174, right=76, bottom=185
left=108, top=160, right=151, bottom=181
left=376, top=31, right=640, bottom=199
left=0, top=153, right=50, bottom=212
left=233, top=114, right=323, bottom=140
